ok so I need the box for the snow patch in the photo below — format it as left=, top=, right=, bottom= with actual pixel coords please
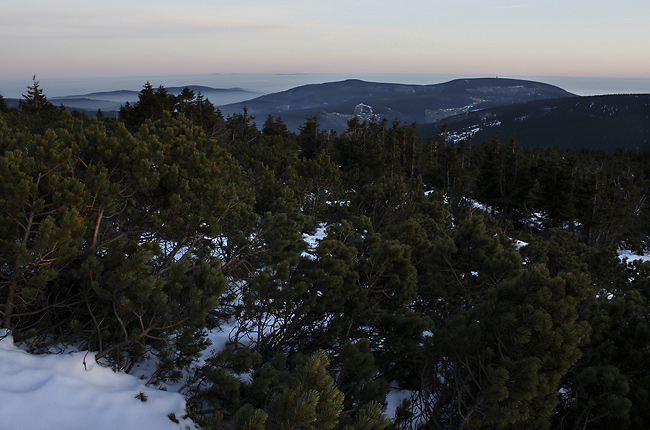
left=302, top=223, right=328, bottom=259
left=618, top=249, right=650, bottom=264
left=0, top=331, right=194, bottom=430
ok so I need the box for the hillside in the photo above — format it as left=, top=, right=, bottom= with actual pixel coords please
left=218, top=77, right=574, bottom=132
left=422, top=94, right=650, bottom=151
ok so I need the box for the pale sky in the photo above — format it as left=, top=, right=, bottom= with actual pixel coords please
left=2, top=0, right=650, bottom=81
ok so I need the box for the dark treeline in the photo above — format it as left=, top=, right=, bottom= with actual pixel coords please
left=1, top=80, right=650, bottom=430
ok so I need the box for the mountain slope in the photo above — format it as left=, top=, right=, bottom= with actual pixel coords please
left=422, top=94, right=650, bottom=151
left=218, top=78, right=575, bottom=132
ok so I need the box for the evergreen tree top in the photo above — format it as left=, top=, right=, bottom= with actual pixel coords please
left=19, top=75, right=52, bottom=113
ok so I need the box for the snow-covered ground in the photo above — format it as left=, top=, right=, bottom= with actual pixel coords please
left=0, top=330, right=195, bottom=430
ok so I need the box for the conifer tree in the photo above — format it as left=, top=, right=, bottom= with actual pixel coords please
left=19, top=75, right=51, bottom=113
left=553, top=256, right=650, bottom=429
left=191, top=350, right=387, bottom=430
left=262, top=115, right=290, bottom=137
left=0, top=128, right=85, bottom=331
left=296, top=151, right=342, bottom=217
left=0, top=93, right=8, bottom=112
left=0, top=108, right=252, bottom=373
left=417, top=215, right=590, bottom=429
left=298, top=115, right=331, bottom=158
left=76, top=113, right=251, bottom=367
left=335, top=339, right=390, bottom=427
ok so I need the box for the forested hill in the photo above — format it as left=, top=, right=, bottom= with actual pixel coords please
left=219, top=77, right=574, bottom=132
left=421, top=93, right=650, bottom=152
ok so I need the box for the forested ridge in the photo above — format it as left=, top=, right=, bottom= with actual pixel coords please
left=1, top=80, right=650, bottom=429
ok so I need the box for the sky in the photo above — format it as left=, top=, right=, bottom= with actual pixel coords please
left=2, top=1, right=650, bottom=96
left=0, top=0, right=650, bottom=98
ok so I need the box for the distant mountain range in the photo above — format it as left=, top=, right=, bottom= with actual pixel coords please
left=4, top=86, right=258, bottom=116
left=4, top=77, right=649, bottom=151
left=219, top=78, right=575, bottom=132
